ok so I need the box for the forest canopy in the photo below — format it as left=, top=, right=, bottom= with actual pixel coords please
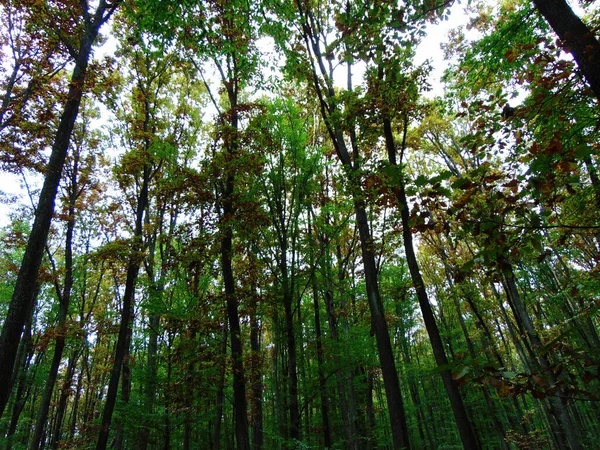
left=0, top=0, right=599, bottom=449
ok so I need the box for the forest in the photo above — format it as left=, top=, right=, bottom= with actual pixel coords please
left=0, top=0, right=599, bottom=448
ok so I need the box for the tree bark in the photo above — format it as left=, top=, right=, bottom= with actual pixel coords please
left=249, top=287, right=264, bottom=450
left=113, top=321, right=133, bottom=450
left=50, top=349, right=80, bottom=449
left=294, top=4, right=411, bottom=446
left=282, top=270, right=301, bottom=443
left=4, top=317, right=35, bottom=450
left=213, top=325, right=228, bottom=450
left=324, top=289, right=359, bottom=450
left=221, top=169, right=251, bottom=450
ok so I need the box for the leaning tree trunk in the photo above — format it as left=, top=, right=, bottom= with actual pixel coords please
left=113, top=321, right=133, bottom=450
left=0, top=1, right=119, bottom=418
left=4, top=317, right=35, bottom=450
left=29, top=193, right=77, bottom=450
left=382, top=116, right=480, bottom=450
left=294, top=3, right=411, bottom=445
left=531, top=0, right=600, bottom=103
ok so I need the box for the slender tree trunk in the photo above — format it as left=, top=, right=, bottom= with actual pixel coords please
left=0, top=2, right=118, bottom=417
left=452, top=294, right=509, bottom=449
left=96, top=163, right=149, bottom=450
left=324, top=289, right=359, bottom=450
left=221, top=216, right=251, bottom=450
left=29, top=269, right=71, bottom=449
left=219, top=84, right=251, bottom=450
left=113, top=321, right=133, bottom=450
left=137, top=289, right=161, bottom=450
left=95, top=264, right=138, bottom=450
left=250, top=291, right=264, bottom=450
left=271, top=308, right=285, bottom=449
left=282, top=272, right=301, bottom=443
left=354, top=203, right=411, bottom=450
left=382, top=116, right=479, bottom=450
left=163, top=349, right=173, bottom=450
left=365, top=369, right=376, bottom=450
left=183, top=328, right=196, bottom=450
left=399, top=334, right=433, bottom=449
left=213, top=325, right=228, bottom=450
left=30, top=159, right=80, bottom=450
left=51, top=350, right=80, bottom=449
left=4, top=318, right=35, bottom=450
left=295, top=5, right=411, bottom=445
left=310, top=275, right=331, bottom=448
left=337, top=257, right=360, bottom=447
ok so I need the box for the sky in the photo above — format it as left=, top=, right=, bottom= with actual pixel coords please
left=415, top=1, right=473, bottom=97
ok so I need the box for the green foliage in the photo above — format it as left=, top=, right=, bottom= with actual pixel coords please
left=2, top=0, right=600, bottom=449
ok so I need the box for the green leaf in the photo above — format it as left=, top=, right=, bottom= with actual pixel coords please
left=414, top=174, right=428, bottom=187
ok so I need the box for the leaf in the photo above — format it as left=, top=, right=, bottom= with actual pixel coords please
left=415, top=174, right=428, bottom=187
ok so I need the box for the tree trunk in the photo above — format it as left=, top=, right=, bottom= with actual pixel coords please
left=250, top=292, right=264, bottom=450
left=501, top=259, right=582, bottom=450
left=221, top=212, right=251, bottom=450
left=183, top=328, right=196, bottom=450
left=113, top=321, right=133, bottom=450
left=0, top=2, right=118, bottom=417
left=4, top=317, right=35, bottom=450
left=531, top=0, right=600, bottom=103
left=137, top=311, right=160, bottom=450
left=354, top=201, right=411, bottom=450
left=310, top=275, right=331, bottom=448
left=96, top=162, right=149, bottom=450
left=324, top=289, right=359, bottom=450
left=50, top=349, right=80, bottom=449
left=282, top=272, right=301, bottom=444
left=213, top=325, right=228, bottom=450
left=219, top=81, right=251, bottom=450
left=398, top=329, right=434, bottom=449
left=295, top=6, right=411, bottom=445
left=30, top=155, right=80, bottom=450
left=382, top=116, right=479, bottom=450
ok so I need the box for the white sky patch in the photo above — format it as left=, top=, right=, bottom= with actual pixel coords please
left=415, top=1, right=473, bottom=98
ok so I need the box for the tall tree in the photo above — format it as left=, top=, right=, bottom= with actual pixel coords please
left=269, top=1, right=412, bottom=446
left=95, top=22, right=177, bottom=449
left=0, top=0, right=120, bottom=418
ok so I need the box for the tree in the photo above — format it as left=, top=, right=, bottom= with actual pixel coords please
left=0, top=0, right=121, bottom=418
left=531, top=0, right=600, bottom=103
left=268, top=0, right=413, bottom=447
